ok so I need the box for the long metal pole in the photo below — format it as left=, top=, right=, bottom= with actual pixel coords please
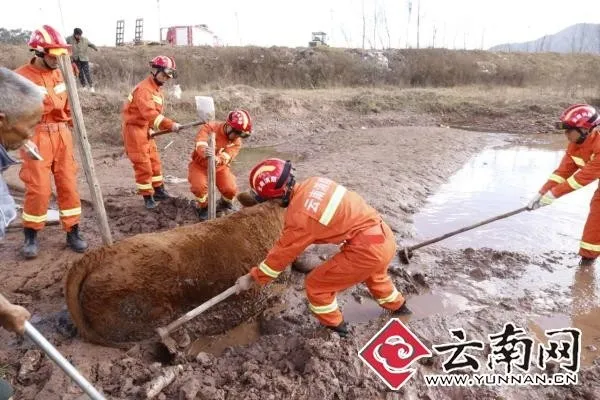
left=24, top=322, right=106, bottom=400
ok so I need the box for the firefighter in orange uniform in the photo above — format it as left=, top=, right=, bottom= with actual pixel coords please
left=122, top=56, right=181, bottom=209
left=528, top=104, right=600, bottom=267
left=188, top=110, right=251, bottom=220
left=15, top=25, right=88, bottom=259
left=235, top=158, right=411, bottom=336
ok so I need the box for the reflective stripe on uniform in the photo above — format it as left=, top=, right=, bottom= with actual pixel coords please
left=376, top=288, right=400, bottom=305
left=567, top=175, right=583, bottom=190
left=22, top=212, right=48, bottom=223
left=127, top=93, right=133, bottom=102
left=571, top=156, right=585, bottom=167
left=581, top=241, right=600, bottom=252
left=151, top=95, right=163, bottom=105
left=38, top=86, right=48, bottom=95
left=196, top=141, right=208, bottom=148
left=258, top=261, right=281, bottom=278
left=54, top=83, right=66, bottom=94
left=196, top=194, right=208, bottom=203
left=221, top=152, right=232, bottom=164
left=319, top=185, right=347, bottom=226
left=59, top=207, right=81, bottom=217
left=151, top=175, right=163, bottom=183
left=153, top=114, right=165, bottom=130
left=309, top=298, right=339, bottom=314
left=549, top=174, right=566, bottom=184
left=136, top=182, right=153, bottom=190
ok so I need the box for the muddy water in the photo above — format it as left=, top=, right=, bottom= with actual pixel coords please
left=186, top=320, right=261, bottom=357
left=413, top=135, right=597, bottom=253
left=413, top=134, right=600, bottom=367
left=343, top=289, right=479, bottom=324
left=231, top=146, right=296, bottom=176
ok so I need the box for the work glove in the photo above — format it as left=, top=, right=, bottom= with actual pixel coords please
left=526, top=193, right=543, bottom=210
left=539, top=192, right=556, bottom=207
left=171, top=123, right=182, bottom=132
left=527, top=192, right=555, bottom=210
left=204, top=146, right=215, bottom=159
left=235, top=273, right=256, bottom=294
left=0, top=303, right=31, bottom=335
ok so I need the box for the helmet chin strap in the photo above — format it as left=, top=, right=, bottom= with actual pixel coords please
left=576, top=128, right=588, bottom=145
left=281, top=176, right=295, bottom=208
left=34, top=51, right=57, bottom=70
left=152, top=70, right=164, bottom=86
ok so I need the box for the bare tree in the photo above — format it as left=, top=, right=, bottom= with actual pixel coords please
left=432, top=25, right=437, bottom=48
left=340, top=24, right=352, bottom=47
left=406, top=0, right=412, bottom=48
left=381, top=2, right=392, bottom=49
left=480, top=28, right=485, bottom=50
left=416, top=0, right=421, bottom=49
left=373, top=0, right=378, bottom=49
left=362, top=0, right=366, bottom=49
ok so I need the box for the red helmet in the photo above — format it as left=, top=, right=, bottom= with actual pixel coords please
left=557, top=104, right=599, bottom=130
left=226, top=110, right=252, bottom=136
left=28, top=25, right=70, bottom=56
left=149, top=56, right=177, bottom=77
left=249, top=158, right=294, bottom=202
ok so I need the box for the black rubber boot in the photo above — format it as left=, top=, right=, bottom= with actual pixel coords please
left=66, top=224, right=88, bottom=253
left=392, top=302, right=413, bottom=316
left=326, top=321, right=350, bottom=338
left=22, top=228, right=39, bottom=259
left=153, top=184, right=172, bottom=200
left=144, top=195, right=157, bottom=209
left=217, top=197, right=235, bottom=211
left=196, top=206, right=208, bottom=221
left=580, top=257, right=596, bottom=267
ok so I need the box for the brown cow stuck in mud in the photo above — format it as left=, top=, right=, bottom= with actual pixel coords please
left=65, top=199, right=285, bottom=347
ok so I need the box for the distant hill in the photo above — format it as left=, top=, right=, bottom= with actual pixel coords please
left=489, top=23, right=600, bottom=54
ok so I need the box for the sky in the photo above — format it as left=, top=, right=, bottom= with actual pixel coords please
left=1, top=0, right=599, bottom=49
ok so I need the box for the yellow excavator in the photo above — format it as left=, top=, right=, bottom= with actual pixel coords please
left=309, top=32, right=328, bottom=47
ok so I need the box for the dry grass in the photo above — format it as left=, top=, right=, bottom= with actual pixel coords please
left=2, top=44, right=600, bottom=93
left=3, top=44, right=599, bottom=146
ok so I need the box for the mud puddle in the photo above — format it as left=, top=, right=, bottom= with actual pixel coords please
left=230, top=146, right=297, bottom=176
left=343, top=289, right=478, bottom=324
left=186, top=320, right=261, bottom=357
left=413, top=135, right=596, bottom=253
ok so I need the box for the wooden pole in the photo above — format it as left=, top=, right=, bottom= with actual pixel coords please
left=58, top=55, right=113, bottom=246
left=207, top=132, right=217, bottom=220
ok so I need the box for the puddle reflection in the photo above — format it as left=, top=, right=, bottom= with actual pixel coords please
left=414, top=136, right=597, bottom=253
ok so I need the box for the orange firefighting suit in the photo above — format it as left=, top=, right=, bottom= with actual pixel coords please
left=15, top=60, right=82, bottom=232
left=122, top=76, right=175, bottom=196
left=539, top=128, right=600, bottom=259
left=249, top=177, right=404, bottom=327
left=188, top=122, right=241, bottom=207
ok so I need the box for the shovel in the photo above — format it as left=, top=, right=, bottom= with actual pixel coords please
left=398, top=206, right=528, bottom=264
left=156, top=284, right=238, bottom=353
left=149, top=95, right=215, bottom=138
left=149, top=120, right=205, bottom=138
left=24, top=321, right=106, bottom=399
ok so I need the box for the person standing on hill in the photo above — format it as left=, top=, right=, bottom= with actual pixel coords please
left=15, top=25, right=88, bottom=259
left=122, top=56, right=181, bottom=209
left=66, top=28, right=98, bottom=92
